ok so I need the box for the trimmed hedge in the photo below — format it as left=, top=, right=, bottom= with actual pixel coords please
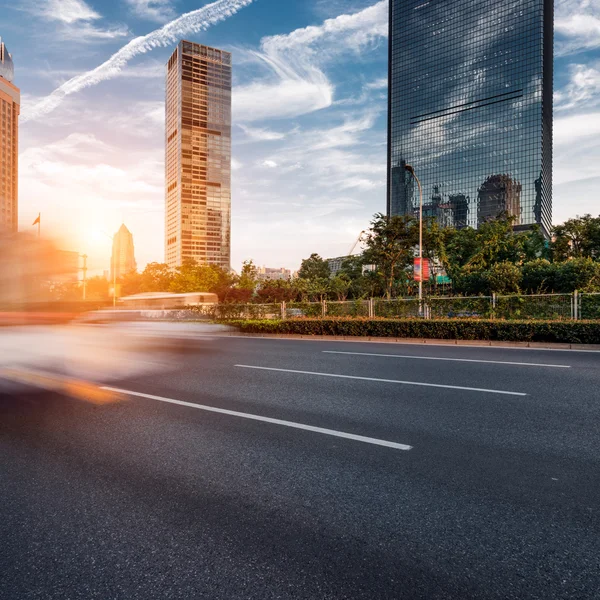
left=226, top=318, right=600, bottom=344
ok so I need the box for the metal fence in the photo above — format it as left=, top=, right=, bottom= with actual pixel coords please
left=580, top=293, right=600, bottom=320
left=195, top=292, right=600, bottom=321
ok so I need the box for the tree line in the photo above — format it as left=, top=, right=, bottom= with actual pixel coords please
left=51, top=213, right=600, bottom=302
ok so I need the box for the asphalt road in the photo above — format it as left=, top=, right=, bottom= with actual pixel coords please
left=1, top=336, right=600, bottom=599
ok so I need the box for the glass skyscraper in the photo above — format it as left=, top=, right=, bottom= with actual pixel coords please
left=165, top=41, right=231, bottom=269
left=0, top=36, right=19, bottom=233
left=387, top=0, right=553, bottom=236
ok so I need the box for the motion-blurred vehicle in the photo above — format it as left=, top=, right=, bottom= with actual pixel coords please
left=0, top=232, right=230, bottom=400
left=118, top=291, right=219, bottom=310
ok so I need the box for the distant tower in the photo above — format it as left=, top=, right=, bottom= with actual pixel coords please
left=165, top=40, right=232, bottom=269
left=111, top=224, right=136, bottom=281
left=0, top=36, right=19, bottom=233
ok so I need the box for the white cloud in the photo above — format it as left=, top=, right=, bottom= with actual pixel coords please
left=311, top=110, right=380, bottom=150
left=260, top=0, right=387, bottom=56
left=554, top=176, right=600, bottom=223
left=23, top=0, right=130, bottom=41
left=554, top=111, right=600, bottom=147
left=555, top=0, right=600, bottom=55
left=22, top=94, right=165, bottom=140
left=238, top=124, right=286, bottom=141
left=126, top=0, right=176, bottom=23
left=555, top=62, right=600, bottom=110
left=233, top=0, right=388, bottom=122
left=365, top=77, right=387, bottom=90
left=234, top=108, right=386, bottom=215
left=553, top=112, right=600, bottom=198
left=34, top=0, right=101, bottom=24
left=22, top=0, right=256, bottom=123
left=234, top=75, right=333, bottom=122
left=62, top=22, right=131, bottom=41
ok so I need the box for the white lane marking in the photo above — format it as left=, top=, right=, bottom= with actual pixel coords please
left=322, top=350, right=571, bottom=368
left=204, top=334, right=600, bottom=353
left=234, top=365, right=527, bottom=397
left=100, top=386, right=413, bottom=451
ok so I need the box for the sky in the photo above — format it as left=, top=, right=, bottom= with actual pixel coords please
left=1, top=0, right=600, bottom=274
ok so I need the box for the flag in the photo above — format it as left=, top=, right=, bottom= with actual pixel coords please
left=414, top=258, right=430, bottom=282
left=32, top=213, right=40, bottom=226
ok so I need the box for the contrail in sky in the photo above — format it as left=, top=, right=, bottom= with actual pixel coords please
left=22, top=0, right=255, bottom=123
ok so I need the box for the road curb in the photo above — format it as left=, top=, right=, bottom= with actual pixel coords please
left=218, top=332, right=600, bottom=350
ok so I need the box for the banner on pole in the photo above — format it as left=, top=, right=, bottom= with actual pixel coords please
left=414, top=258, right=430, bottom=282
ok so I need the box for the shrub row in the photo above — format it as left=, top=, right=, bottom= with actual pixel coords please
left=226, top=318, right=600, bottom=344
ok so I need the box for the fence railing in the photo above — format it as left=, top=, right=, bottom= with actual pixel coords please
left=192, top=293, right=600, bottom=321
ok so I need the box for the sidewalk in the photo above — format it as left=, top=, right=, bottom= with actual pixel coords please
left=217, top=331, right=600, bottom=351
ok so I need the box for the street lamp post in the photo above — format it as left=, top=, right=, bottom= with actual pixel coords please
left=404, top=164, right=424, bottom=316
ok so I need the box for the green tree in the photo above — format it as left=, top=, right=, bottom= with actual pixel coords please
left=362, top=213, right=418, bottom=299
left=554, top=258, right=600, bottom=292
left=329, top=274, right=352, bottom=301
left=521, top=259, right=557, bottom=293
left=256, top=279, right=297, bottom=303
left=337, top=256, right=372, bottom=299
left=437, top=217, right=548, bottom=295
left=238, top=259, right=258, bottom=291
left=298, top=253, right=330, bottom=280
left=552, top=215, right=600, bottom=261
left=305, top=278, right=330, bottom=302
left=487, top=261, right=522, bottom=294
left=140, top=263, right=173, bottom=292
left=119, top=270, right=144, bottom=296
left=169, top=260, right=234, bottom=296
left=86, top=276, right=109, bottom=301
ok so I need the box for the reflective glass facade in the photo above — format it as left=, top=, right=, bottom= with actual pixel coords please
left=165, top=41, right=231, bottom=269
left=0, top=37, right=19, bottom=233
left=387, top=0, right=553, bottom=236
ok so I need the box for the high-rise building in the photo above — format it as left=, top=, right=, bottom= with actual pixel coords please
left=165, top=40, right=232, bottom=269
left=111, top=224, right=136, bottom=281
left=387, top=0, right=553, bottom=237
left=0, top=36, right=19, bottom=233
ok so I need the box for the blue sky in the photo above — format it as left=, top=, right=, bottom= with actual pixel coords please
left=1, top=0, right=600, bottom=273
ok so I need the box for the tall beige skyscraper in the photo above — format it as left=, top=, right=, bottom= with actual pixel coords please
left=165, top=40, right=232, bottom=269
left=111, top=224, right=136, bottom=281
left=0, top=37, right=19, bottom=233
